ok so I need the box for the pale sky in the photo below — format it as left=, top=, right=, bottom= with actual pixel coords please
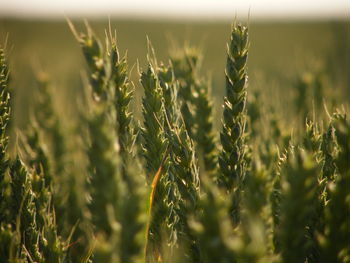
left=1, top=0, right=350, bottom=20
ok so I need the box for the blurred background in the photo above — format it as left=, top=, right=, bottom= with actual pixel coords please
left=0, top=0, right=349, bottom=128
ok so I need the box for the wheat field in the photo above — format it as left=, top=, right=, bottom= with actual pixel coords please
left=0, top=18, right=350, bottom=262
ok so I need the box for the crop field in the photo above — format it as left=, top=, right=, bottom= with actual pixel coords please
left=0, top=18, right=350, bottom=262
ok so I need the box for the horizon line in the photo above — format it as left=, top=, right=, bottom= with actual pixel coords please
left=1, top=0, right=350, bottom=22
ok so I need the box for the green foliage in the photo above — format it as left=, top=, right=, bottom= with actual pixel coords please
left=189, top=179, right=236, bottom=263
left=0, top=44, right=11, bottom=227
left=1, top=20, right=350, bottom=263
left=278, top=147, right=319, bottom=263
left=320, top=112, right=350, bottom=262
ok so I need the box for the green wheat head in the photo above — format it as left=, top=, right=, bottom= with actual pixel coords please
left=218, top=23, right=249, bottom=226
left=171, top=48, right=218, bottom=177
